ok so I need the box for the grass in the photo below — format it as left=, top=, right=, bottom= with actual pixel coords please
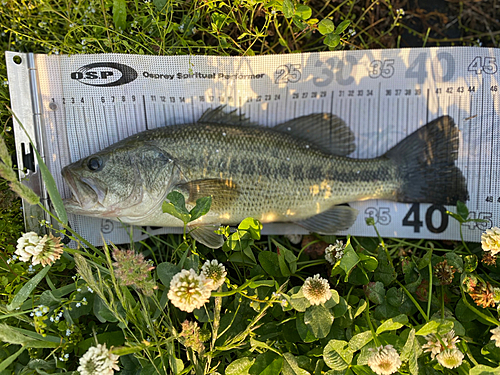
left=1, top=0, right=499, bottom=374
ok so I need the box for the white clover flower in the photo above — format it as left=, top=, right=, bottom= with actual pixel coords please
left=436, top=348, right=464, bottom=369
left=31, top=234, right=64, bottom=267
left=15, top=232, right=63, bottom=267
left=77, top=343, right=119, bottom=375
left=201, top=259, right=227, bottom=290
left=325, top=240, right=345, bottom=265
left=168, top=269, right=212, bottom=312
left=491, top=326, right=500, bottom=347
left=302, top=274, right=332, bottom=305
left=15, top=232, right=43, bottom=262
left=422, top=330, right=460, bottom=359
left=367, top=345, right=402, bottom=375
left=422, top=329, right=460, bottom=359
left=482, top=227, right=500, bottom=255
left=285, top=233, right=302, bottom=244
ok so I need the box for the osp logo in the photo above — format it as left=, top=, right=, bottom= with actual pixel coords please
left=70, top=62, right=138, bottom=87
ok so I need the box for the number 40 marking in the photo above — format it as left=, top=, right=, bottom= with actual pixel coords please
left=402, top=203, right=449, bottom=233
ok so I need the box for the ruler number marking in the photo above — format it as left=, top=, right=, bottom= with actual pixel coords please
left=402, top=203, right=449, bottom=234
left=468, top=56, right=497, bottom=75
left=364, top=207, right=391, bottom=225
left=369, top=59, right=395, bottom=79
left=312, top=56, right=357, bottom=87
left=274, top=64, right=301, bottom=84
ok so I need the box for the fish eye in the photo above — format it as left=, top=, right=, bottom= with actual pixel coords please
left=87, top=156, right=103, bottom=171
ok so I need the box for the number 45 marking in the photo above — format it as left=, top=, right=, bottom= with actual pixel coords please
left=468, top=56, right=497, bottom=74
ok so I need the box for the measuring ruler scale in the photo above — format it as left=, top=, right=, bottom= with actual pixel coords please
left=5, top=47, right=499, bottom=246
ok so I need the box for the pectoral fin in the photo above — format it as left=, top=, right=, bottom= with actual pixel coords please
left=175, top=179, right=240, bottom=211
left=188, top=223, right=224, bottom=248
left=297, top=205, right=358, bottom=234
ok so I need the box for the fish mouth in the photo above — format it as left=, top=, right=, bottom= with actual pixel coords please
left=61, top=167, right=107, bottom=212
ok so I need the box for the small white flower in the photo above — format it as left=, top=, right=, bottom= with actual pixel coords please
left=77, top=343, right=120, bottom=375
left=482, top=227, right=500, bottom=255
left=491, top=326, right=500, bottom=347
left=367, top=345, right=402, bottom=375
left=302, top=274, right=332, bottom=305
left=422, top=330, right=460, bottom=359
left=325, top=240, right=345, bottom=265
left=396, top=8, right=405, bottom=16
left=201, top=260, right=227, bottom=290
left=168, top=269, right=212, bottom=312
left=436, top=348, right=464, bottom=369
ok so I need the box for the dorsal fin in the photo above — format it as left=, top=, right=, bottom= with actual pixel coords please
left=274, top=113, right=356, bottom=156
left=198, top=106, right=257, bottom=126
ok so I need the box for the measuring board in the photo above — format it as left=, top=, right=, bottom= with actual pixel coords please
left=5, top=48, right=499, bottom=246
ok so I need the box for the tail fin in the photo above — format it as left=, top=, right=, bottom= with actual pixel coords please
left=386, top=116, right=468, bottom=205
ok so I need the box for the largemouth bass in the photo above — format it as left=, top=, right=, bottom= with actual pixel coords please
left=62, top=106, right=468, bottom=248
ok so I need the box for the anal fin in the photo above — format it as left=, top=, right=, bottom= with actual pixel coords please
left=297, top=205, right=358, bottom=234
left=188, top=223, right=224, bottom=249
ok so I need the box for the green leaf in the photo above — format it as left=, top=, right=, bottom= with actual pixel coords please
left=282, top=352, right=311, bottom=375
left=415, top=319, right=453, bottom=336
left=282, top=0, right=294, bottom=18
left=7, top=265, right=51, bottom=311
left=364, top=281, right=385, bottom=305
left=324, top=33, right=340, bottom=48
left=457, top=200, right=469, bottom=221
left=249, top=351, right=283, bottom=375
left=445, top=252, right=464, bottom=273
left=227, top=357, right=256, bottom=375
left=259, top=251, right=283, bottom=278
left=354, top=299, right=367, bottom=319
left=274, top=242, right=297, bottom=277
left=374, top=250, right=396, bottom=286
left=153, top=0, right=168, bottom=11
left=189, top=196, right=212, bottom=222
left=359, top=253, right=378, bottom=272
left=469, top=365, right=500, bottom=375
left=290, top=290, right=311, bottom=312
left=0, top=324, right=59, bottom=348
left=455, top=298, right=477, bottom=322
left=400, top=328, right=416, bottom=361
left=335, top=20, right=351, bottom=34
left=0, top=346, right=26, bottom=372
left=295, top=5, right=311, bottom=20
left=376, top=314, right=408, bottom=334
left=416, top=250, right=432, bottom=269
left=296, top=312, right=317, bottom=343
left=339, top=242, right=360, bottom=280
left=304, top=305, right=333, bottom=339
left=278, top=250, right=291, bottom=276
left=239, top=217, right=262, bottom=239
left=113, top=0, right=127, bottom=31
left=162, top=192, right=191, bottom=223
left=157, top=262, right=180, bottom=289
left=323, top=339, right=353, bottom=370
left=400, top=329, right=419, bottom=374
left=318, top=19, right=335, bottom=35
left=348, top=330, right=373, bottom=351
